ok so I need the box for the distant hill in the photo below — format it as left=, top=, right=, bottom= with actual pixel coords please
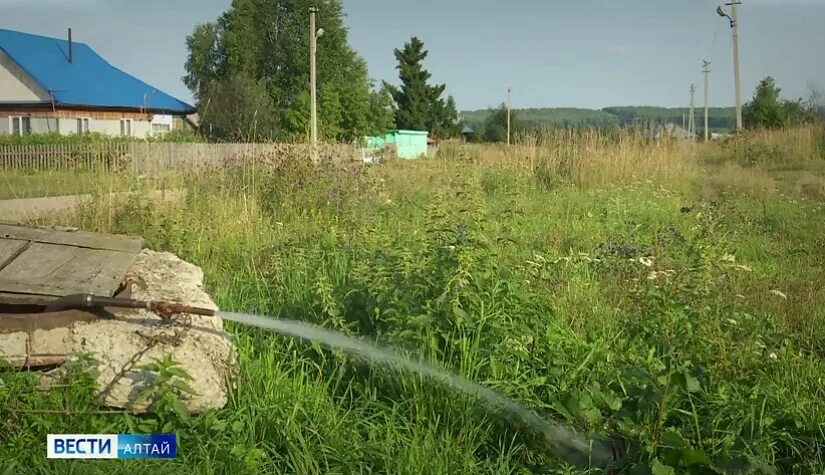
left=462, top=106, right=736, bottom=132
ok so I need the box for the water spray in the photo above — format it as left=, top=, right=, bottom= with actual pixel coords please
left=46, top=294, right=626, bottom=470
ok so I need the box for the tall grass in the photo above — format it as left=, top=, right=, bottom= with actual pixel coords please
left=433, top=127, right=698, bottom=192
left=0, top=169, right=185, bottom=200
left=702, top=124, right=825, bottom=168
left=2, top=126, right=825, bottom=474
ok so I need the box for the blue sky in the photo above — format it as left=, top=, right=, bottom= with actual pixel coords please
left=1, top=0, right=823, bottom=110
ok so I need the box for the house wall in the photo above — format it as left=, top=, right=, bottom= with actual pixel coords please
left=0, top=108, right=171, bottom=138
left=31, top=117, right=59, bottom=133
left=133, top=120, right=152, bottom=138
left=86, top=119, right=151, bottom=138
left=0, top=50, right=48, bottom=102
left=173, top=115, right=198, bottom=133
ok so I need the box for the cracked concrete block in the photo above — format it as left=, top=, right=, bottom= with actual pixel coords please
left=67, top=249, right=235, bottom=414
left=4, top=247, right=234, bottom=414
left=29, top=327, right=71, bottom=366
left=0, top=332, right=28, bottom=367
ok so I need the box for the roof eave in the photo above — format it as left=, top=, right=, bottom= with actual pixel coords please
left=58, top=103, right=196, bottom=115
left=0, top=101, right=54, bottom=108
left=0, top=101, right=195, bottom=116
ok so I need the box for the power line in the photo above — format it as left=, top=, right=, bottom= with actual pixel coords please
left=707, top=25, right=721, bottom=61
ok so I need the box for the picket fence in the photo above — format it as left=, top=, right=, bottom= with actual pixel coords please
left=0, top=142, right=364, bottom=174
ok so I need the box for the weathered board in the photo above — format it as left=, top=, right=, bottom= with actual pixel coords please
left=0, top=223, right=143, bottom=252
left=0, top=223, right=143, bottom=305
left=0, top=239, right=29, bottom=269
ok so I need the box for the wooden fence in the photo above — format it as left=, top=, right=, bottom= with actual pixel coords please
left=0, top=142, right=365, bottom=174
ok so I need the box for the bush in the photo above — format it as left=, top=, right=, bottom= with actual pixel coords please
left=0, top=130, right=205, bottom=146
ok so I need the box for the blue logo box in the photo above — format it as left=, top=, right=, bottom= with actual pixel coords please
left=47, top=434, right=176, bottom=459
left=118, top=434, right=176, bottom=459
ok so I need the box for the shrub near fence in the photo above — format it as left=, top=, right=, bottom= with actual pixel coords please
left=0, top=142, right=364, bottom=174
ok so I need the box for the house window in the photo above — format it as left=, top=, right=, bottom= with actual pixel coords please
left=76, top=118, right=90, bottom=134
left=151, top=123, right=171, bottom=136
left=10, top=116, right=31, bottom=136
left=120, top=119, right=133, bottom=137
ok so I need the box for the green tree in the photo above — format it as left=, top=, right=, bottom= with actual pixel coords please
left=482, top=105, right=507, bottom=143
left=430, top=96, right=461, bottom=139
left=367, top=83, right=396, bottom=135
left=481, top=104, right=526, bottom=143
left=385, top=37, right=460, bottom=139
left=335, top=57, right=372, bottom=142
left=281, top=90, right=311, bottom=141
left=318, top=85, right=343, bottom=141
left=184, top=0, right=390, bottom=142
left=199, top=73, right=277, bottom=142
left=743, top=76, right=813, bottom=129
left=182, top=22, right=225, bottom=103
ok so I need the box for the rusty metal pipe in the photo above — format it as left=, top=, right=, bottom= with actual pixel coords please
left=44, top=293, right=215, bottom=317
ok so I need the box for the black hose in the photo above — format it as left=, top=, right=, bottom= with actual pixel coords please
left=44, top=293, right=100, bottom=313
left=44, top=293, right=215, bottom=317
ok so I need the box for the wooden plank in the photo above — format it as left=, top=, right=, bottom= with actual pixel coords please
left=0, top=239, right=28, bottom=269
left=0, top=223, right=143, bottom=252
left=0, top=243, right=137, bottom=297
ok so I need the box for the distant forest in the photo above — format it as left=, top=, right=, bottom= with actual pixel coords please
left=462, top=106, right=737, bottom=133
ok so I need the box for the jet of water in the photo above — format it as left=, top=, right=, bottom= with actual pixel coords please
left=217, top=311, right=615, bottom=468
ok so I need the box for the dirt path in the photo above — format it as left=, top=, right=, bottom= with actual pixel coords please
left=0, top=189, right=185, bottom=222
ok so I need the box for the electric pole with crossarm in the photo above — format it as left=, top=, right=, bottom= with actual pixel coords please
left=717, top=1, right=743, bottom=131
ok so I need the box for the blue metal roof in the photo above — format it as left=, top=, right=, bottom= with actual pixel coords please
left=0, top=28, right=195, bottom=114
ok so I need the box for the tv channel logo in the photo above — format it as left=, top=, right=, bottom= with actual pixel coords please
left=47, top=434, right=176, bottom=459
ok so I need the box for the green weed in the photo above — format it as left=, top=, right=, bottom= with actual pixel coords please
left=3, top=128, right=825, bottom=473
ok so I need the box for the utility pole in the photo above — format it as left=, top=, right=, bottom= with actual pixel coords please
left=717, top=1, right=743, bottom=131
left=689, top=84, right=696, bottom=139
left=309, top=6, right=319, bottom=156
left=731, top=0, right=742, bottom=132
left=703, top=60, right=711, bottom=141
left=506, top=87, right=512, bottom=146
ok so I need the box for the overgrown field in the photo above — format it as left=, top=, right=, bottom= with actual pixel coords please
left=0, top=169, right=180, bottom=200
left=2, top=127, right=825, bottom=474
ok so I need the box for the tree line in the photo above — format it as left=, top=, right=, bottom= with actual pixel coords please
left=466, top=78, right=824, bottom=143
left=183, top=0, right=459, bottom=142
left=462, top=106, right=738, bottom=142
left=463, top=107, right=736, bottom=130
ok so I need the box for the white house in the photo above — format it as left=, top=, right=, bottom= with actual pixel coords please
left=0, top=28, right=196, bottom=138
